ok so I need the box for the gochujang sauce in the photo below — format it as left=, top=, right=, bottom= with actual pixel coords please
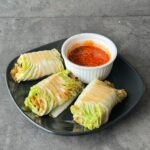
left=68, top=45, right=110, bottom=67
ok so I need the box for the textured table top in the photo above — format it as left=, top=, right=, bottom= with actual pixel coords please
left=0, top=1, right=150, bottom=150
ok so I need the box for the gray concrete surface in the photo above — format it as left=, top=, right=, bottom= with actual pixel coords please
left=0, top=0, right=150, bottom=17
left=0, top=1, right=150, bottom=150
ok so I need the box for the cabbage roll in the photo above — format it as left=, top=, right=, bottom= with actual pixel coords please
left=24, top=70, right=84, bottom=117
left=11, top=49, right=64, bottom=82
left=71, top=79, right=127, bottom=130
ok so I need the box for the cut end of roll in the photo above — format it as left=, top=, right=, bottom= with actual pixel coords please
left=117, top=89, right=127, bottom=102
left=10, top=63, right=21, bottom=83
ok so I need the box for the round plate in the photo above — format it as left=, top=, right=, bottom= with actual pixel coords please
left=6, top=39, right=145, bottom=135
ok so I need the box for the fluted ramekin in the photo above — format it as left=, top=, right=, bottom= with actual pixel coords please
left=61, top=33, right=117, bottom=83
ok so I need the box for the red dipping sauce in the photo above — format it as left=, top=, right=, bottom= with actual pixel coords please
left=68, top=44, right=110, bottom=67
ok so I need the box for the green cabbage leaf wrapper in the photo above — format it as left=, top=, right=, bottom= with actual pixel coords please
left=71, top=79, right=127, bottom=130
left=24, top=70, right=84, bottom=117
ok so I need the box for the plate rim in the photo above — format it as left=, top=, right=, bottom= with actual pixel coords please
left=5, top=39, right=145, bottom=136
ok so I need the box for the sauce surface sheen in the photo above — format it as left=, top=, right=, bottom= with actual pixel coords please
left=68, top=45, right=110, bottom=67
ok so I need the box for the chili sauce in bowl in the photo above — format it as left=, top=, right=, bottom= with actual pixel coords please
left=68, top=44, right=110, bottom=67
left=61, top=33, right=117, bottom=83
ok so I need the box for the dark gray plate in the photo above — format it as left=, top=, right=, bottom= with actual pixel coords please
left=6, top=39, right=145, bottom=135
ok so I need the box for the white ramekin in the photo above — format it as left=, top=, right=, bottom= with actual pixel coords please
left=61, top=33, right=117, bottom=83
